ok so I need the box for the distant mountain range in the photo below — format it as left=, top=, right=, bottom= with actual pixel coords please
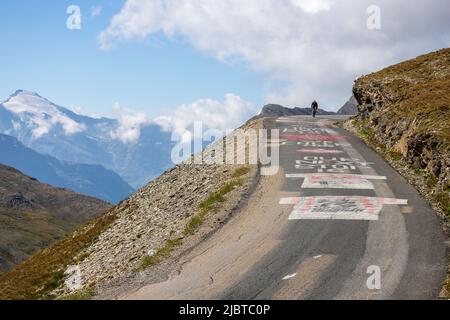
left=257, top=100, right=357, bottom=118
left=337, top=96, right=358, bottom=115
left=259, top=104, right=336, bottom=117
left=0, top=163, right=110, bottom=272
left=0, top=134, right=133, bottom=204
left=0, top=90, right=175, bottom=189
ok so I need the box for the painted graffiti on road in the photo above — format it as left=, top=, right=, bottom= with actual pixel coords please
left=285, top=173, right=387, bottom=190
left=282, top=127, right=331, bottom=135
left=296, top=148, right=344, bottom=154
left=280, top=134, right=344, bottom=142
left=282, top=141, right=351, bottom=147
left=295, top=157, right=373, bottom=172
left=279, top=196, right=408, bottom=220
left=275, top=120, right=405, bottom=221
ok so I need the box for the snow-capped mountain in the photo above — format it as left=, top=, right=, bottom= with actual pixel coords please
left=0, top=90, right=175, bottom=188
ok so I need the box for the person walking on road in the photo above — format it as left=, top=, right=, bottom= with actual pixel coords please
left=311, top=100, right=319, bottom=118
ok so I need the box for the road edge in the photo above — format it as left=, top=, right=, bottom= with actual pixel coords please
left=336, top=119, right=449, bottom=299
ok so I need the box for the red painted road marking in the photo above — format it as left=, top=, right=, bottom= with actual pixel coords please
left=296, top=148, right=344, bottom=154
left=280, top=134, right=344, bottom=142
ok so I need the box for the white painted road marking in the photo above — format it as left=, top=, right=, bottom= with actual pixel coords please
left=286, top=174, right=386, bottom=179
left=279, top=196, right=408, bottom=221
left=295, top=157, right=374, bottom=173
left=282, top=273, right=297, bottom=280
left=297, top=148, right=344, bottom=154
left=285, top=173, right=387, bottom=190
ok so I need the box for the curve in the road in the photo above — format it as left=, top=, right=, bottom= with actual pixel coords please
left=122, top=116, right=447, bottom=300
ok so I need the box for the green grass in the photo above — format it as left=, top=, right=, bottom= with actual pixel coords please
left=388, top=150, right=403, bottom=162
left=73, top=251, right=91, bottom=264
left=199, top=192, right=225, bottom=213
left=183, top=216, right=203, bottom=236
left=138, top=237, right=183, bottom=270
left=185, top=179, right=243, bottom=236
left=433, top=190, right=450, bottom=218
left=218, top=180, right=243, bottom=195
left=232, top=166, right=251, bottom=178
left=355, top=48, right=450, bottom=144
left=359, top=127, right=375, bottom=142
left=353, top=122, right=383, bottom=150
left=426, top=174, right=438, bottom=189
left=57, top=287, right=95, bottom=300
left=138, top=168, right=247, bottom=271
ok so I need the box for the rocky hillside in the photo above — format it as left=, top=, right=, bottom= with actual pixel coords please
left=344, top=48, right=450, bottom=221
left=0, top=119, right=262, bottom=299
left=0, top=164, right=110, bottom=272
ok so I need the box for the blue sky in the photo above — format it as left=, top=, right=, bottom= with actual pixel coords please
left=0, top=0, right=263, bottom=118
left=1, top=0, right=449, bottom=122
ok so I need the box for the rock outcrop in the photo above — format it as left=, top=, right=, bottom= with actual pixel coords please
left=345, top=48, right=450, bottom=219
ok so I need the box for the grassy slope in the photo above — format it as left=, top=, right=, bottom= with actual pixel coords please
left=0, top=208, right=115, bottom=300
left=355, top=48, right=450, bottom=143
left=0, top=164, right=111, bottom=275
left=0, top=209, right=75, bottom=271
left=352, top=49, right=450, bottom=216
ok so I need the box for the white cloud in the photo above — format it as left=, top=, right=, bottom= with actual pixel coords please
left=68, top=105, right=101, bottom=119
left=91, top=5, right=102, bottom=17
left=30, top=117, right=52, bottom=139
left=53, top=113, right=86, bottom=135
left=154, top=93, right=256, bottom=140
left=291, top=0, right=333, bottom=13
left=27, top=114, right=86, bottom=139
left=99, top=0, right=450, bottom=109
left=110, top=102, right=149, bottom=144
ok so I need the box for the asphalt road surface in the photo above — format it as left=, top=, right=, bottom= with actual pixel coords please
left=123, top=116, right=447, bottom=300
